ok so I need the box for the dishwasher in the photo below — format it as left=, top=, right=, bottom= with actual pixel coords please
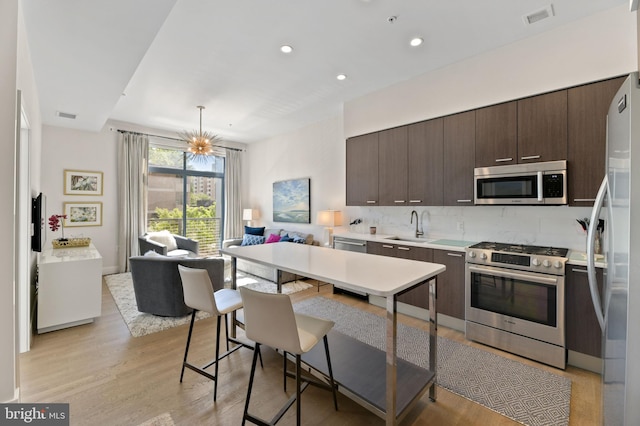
left=332, top=236, right=368, bottom=298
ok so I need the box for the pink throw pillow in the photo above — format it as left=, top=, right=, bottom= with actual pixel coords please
left=265, top=234, right=281, bottom=244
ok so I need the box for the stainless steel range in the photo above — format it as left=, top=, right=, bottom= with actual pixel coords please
left=465, top=242, right=569, bottom=369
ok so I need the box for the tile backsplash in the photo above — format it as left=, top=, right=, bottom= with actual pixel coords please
left=342, top=205, right=594, bottom=252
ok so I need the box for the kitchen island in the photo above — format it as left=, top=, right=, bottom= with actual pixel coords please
left=221, top=243, right=445, bottom=425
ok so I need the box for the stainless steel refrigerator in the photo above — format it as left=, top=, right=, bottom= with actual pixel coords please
left=587, top=72, right=640, bottom=425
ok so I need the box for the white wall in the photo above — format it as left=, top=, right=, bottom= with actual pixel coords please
left=245, top=5, right=637, bottom=252
left=344, top=4, right=637, bottom=137
left=245, top=115, right=345, bottom=245
left=0, top=0, right=19, bottom=404
left=40, top=125, right=119, bottom=273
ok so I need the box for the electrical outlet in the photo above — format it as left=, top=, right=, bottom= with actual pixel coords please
left=457, top=221, right=464, bottom=232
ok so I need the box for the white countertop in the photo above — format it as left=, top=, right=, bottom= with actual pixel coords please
left=221, top=242, right=446, bottom=297
left=39, top=243, right=102, bottom=264
left=566, top=250, right=607, bottom=268
left=333, top=231, right=477, bottom=252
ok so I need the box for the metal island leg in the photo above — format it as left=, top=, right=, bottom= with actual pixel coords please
left=385, top=294, right=398, bottom=426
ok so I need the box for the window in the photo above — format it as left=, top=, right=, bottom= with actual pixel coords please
left=147, top=145, right=225, bottom=256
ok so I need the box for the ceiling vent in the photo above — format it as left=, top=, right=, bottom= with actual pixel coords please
left=523, top=5, right=554, bottom=25
left=56, top=111, right=77, bottom=120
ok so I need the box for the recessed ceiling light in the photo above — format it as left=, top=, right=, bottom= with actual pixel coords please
left=280, top=45, right=293, bottom=53
left=336, top=74, right=347, bottom=81
left=410, top=37, right=423, bottom=47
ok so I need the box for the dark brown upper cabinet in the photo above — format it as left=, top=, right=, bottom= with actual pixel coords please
left=346, top=133, right=379, bottom=206
left=517, top=90, right=568, bottom=163
left=475, top=101, right=518, bottom=168
left=443, top=111, right=475, bottom=206
left=378, top=127, right=408, bottom=206
left=407, top=118, right=444, bottom=206
left=568, top=76, right=626, bottom=206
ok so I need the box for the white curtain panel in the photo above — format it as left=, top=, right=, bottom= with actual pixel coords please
left=224, top=149, right=243, bottom=239
left=117, top=132, right=149, bottom=272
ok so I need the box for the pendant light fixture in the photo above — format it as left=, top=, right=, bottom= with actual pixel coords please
left=179, top=105, right=220, bottom=160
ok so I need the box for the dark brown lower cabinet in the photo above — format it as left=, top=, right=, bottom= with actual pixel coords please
left=367, top=242, right=465, bottom=315
left=366, top=241, right=432, bottom=309
left=432, top=249, right=466, bottom=320
left=565, top=265, right=604, bottom=357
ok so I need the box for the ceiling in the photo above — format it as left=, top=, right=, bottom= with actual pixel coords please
left=22, top=0, right=629, bottom=144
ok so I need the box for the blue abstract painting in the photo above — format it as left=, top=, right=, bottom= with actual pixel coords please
left=273, top=178, right=310, bottom=223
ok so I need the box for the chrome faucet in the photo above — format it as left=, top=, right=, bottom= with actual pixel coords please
left=411, top=210, right=424, bottom=238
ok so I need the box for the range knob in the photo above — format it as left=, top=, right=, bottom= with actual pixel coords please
left=532, top=258, right=541, bottom=266
left=542, top=259, right=551, bottom=268
left=468, top=251, right=476, bottom=258
left=554, top=260, right=563, bottom=269
left=480, top=252, right=488, bottom=260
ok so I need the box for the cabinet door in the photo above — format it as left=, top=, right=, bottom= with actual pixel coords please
left=433, top=250, right=466, bottom=319
left=366, top=241, right=397, bottom=257
left=395, top=245, right=433, bottom=309
left=443, top=111, right=475, bottom=206
left=517, top=90, right=568, bottom=163
left=566, top=266, right=604, bottom=357
left=475, top=101, right=518, bottom=167
left=346, top=133, right=379, bottom=206
left=568, top=77, right=626, bottom=206
left=408, top=118, right=444, bottom=205
left=379, top=126, right=408, bottom=206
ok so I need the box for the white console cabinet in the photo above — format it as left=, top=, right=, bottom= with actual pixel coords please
left=37, top=244, right=103, bottom=333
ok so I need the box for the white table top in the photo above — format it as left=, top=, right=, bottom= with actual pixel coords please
left=39, top=243, right=102, bottom=264
left=221, top=243, right=446, bottom=297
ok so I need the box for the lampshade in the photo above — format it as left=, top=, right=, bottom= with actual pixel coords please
left=317, top=210, right=343, bottom=227
left=243, top=209, right=259, bottom=221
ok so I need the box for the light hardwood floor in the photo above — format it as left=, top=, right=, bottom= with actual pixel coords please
left=19, top=279, right=602, bottom=425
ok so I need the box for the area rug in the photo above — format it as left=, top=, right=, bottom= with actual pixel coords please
left=105, top=272, right=312, bottom=338
left=294, top=297, right=571, bottom=426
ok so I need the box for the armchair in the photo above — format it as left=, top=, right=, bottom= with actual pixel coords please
left=129, top=255, right=225, bottom=317
left=139, top=230, right=199, bottom=257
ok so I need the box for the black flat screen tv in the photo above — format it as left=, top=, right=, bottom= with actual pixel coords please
left=31, top=192, right=45, bottom=252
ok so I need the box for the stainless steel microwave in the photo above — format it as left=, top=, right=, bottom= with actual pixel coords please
left=474, top=160, right=567, bottom=205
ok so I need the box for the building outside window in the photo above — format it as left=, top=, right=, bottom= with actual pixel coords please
left=147, top=144, right=225, bottom=256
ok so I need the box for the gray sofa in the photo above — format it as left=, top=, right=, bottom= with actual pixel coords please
left=222, top=227, right=317, bottom=284
left=139, top=231, right=199, bottom=257
left=129, top=255, right=224, bottom=317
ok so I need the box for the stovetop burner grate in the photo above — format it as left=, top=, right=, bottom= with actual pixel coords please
left=469, top=242, right=569, bottom=258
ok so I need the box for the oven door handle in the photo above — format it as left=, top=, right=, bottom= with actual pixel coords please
left=467, top=264, right=559, bottom=285
left=537, top=171, right=543, bottom=202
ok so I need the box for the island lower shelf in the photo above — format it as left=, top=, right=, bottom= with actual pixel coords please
left=301, top=329, right=435, bottom=418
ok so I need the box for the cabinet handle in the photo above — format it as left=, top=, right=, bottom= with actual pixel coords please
left=521, top=155, right=541, bottom=160
left=394, top=200, right=406, bottom=203
left=457, top=199, right=472, bottom=203
left=571, top=268, right=588, bottom=273
left=495, top=157, right=513, bottom=163
left=382, top=245, right=395, bottom=249
left=398, top=246, right=410, bottom=251
left=574, top=199, right=596, bottom=202
left=447, top=252, right=463, bottom=257
left=409, top=200, right=422, bottom=203
left=366, top=200, right=377, bottom=204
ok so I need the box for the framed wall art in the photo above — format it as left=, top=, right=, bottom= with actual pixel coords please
left=64, top=169, right=103, bottom=195
left=63, top=202, right=103, bottom=227
left=273, top=178, right=310, bottom=223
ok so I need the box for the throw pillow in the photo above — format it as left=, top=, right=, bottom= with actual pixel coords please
left=245, top=226, right=265, bottom=236
left=241, top=234, right=266, bottom=246
left=146, top=230, right=178, bottom=251
left=143, top=250, right=164, bottom=257
left=265, top=234, right=281, bottom=244
left=279, top=234, right=293, bottom=242
left=292, top=236, right=306, bottom=244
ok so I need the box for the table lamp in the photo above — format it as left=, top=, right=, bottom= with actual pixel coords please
left=317, top=210, right=343, bottom=247
left=243, top=208, right=259, bottom=226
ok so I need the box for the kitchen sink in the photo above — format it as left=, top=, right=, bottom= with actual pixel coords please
left=384, top=236, right=433, bottom=244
